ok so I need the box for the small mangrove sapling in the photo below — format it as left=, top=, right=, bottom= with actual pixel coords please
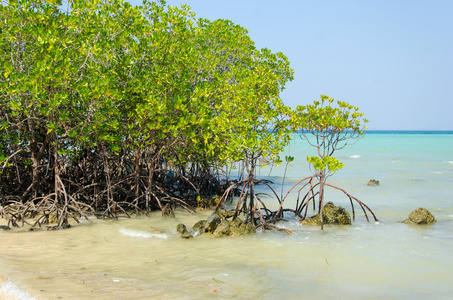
left=275, top=95, right=378, bottom=229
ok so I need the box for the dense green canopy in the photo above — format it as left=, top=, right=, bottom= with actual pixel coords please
left=0, top=0, right=375, bottom=231
left=0, top=0, right=294, bottom=227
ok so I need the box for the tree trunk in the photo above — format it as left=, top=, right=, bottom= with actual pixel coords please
left=248, top=170, right=255, bottom=224
left=318, top=174, right=326, bottom=230
left=28, top=135, right=49, bottom=198
left=134, top=149, right=141, bottom=197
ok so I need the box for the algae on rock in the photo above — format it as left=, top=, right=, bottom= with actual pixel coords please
left=301, top=202, right=351, bottom=226
left=403, top=208, right=436, bottom=225
left=177, top=210, right=256, bottom=238
left=366, top=179, right=380, bottom=186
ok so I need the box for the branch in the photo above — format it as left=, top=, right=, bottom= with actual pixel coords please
left=272, top=174, right=316, bottom=223
left=324, top=182, right=378, bottom=221
left=1, top=149, right=23, bottom=169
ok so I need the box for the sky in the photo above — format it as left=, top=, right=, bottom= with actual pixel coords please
left=128, top=0, right=453, bottom=130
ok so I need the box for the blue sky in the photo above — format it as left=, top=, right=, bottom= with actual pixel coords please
left=129, top=0, right=453, bottom=130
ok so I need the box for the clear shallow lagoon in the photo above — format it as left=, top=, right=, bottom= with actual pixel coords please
left=1, top=132, right=452, bottom=299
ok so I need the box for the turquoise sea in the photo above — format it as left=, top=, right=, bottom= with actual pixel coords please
left=1, top=131, right=452, bottom=299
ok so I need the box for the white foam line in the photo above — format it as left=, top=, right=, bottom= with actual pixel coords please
left=350, top=155, right=361, bottom=158
left=119, top=227, right=168, bottom=240
left=0, top=281, right=37, bottom=300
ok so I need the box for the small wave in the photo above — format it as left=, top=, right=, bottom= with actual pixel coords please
left=443, top=161, right=453, bottom=164
left=0, top=282, right=36, bottom=300
left=350, top=155, right=361, bottom=158
left=119, top=228, right=168, bottom=240
left=430, top=171, right=444, bottom=175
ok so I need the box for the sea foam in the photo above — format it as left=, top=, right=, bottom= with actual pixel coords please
left=0, top=281, right=36, bottom=300
left=350, top=155, right=361, bottom=158
left=119, top=228, right=168, bottom=240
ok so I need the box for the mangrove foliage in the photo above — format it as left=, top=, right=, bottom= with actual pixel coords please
left=0, top=0, right=376, bottom=231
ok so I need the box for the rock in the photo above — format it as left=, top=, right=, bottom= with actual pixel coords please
left=322, top=202, right=351, bottom=225
left=226, top=219, right=257, bottom=236
left=209, top=195, right=222, bottom=207
left=301, top=202, right=351, bottom=226
left=181, top=232, right=194, bottom=239
left=196, top=196, right=222, bottom=209
left=229, top=219, right=243, bottom=236
left=404, top=208, right=436, bottom=225
left=179, top=212, right=256, bottom=239
left=367, top=179, right=380, bottom=186
left=243, top=222, right=256, bottom=235
left=205, top=213, right=221, bottom=233
left=216, top=210, right=235, bottom=220
left=300, top=214, right=322, bottom=226
left=48, top=224, right=71, bottom=230
left=192, top=220, right=206, bottom=233
left=177, top=223, right=198, bottom=238
left=176, top=223, right=188, bottom=235
left=212, top=220, right=231, bottom=237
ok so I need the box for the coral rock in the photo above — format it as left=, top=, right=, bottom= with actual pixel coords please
left=404, top=208, right=436, bottom=225
left=301, top=202, right=351, bottom=226
left=205, top=213, right=221, bottom=233
left=367, top=179, right=380, bottom=186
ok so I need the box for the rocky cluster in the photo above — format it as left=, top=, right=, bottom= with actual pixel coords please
left=176, top=210, right=256, bottom=238
left=175, top=202, right=438, bottom=239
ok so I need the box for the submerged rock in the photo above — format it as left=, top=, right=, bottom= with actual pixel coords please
left=176, top=223, right=188, bottom=235
left=216, top=210, right=235, bottom=219
left=223, top=218, right=255, bottom=236
left=181, top=232, right=194, bottom=239
left=229, top=219, right=244, bottom=236
left=212, top=220, right=231, bottom=237
left=245, top=223, right=256, bottom=234
left=323, top=202, right=351, bottom=225
left=367, top=179, right=380, bottom=186
left=27, top=223, right=72, bottom=231
left=196, top=195, right=223, bottom=209
left=192, top=220, right=206, bottom=233
left=209, top=195, right=222, bottom=207
left=301, top=202, right=351, bottom=226
left=47, top=224, right=71, bottom=230
left=205, top=213, right=221, bottom=233
left=177, top=223, right=198, bottom=238
left=176, top=210, right=256, bottom=239
left=300, top=214, right=322, bottom=226
left=404, top=208, right=436, bottom=225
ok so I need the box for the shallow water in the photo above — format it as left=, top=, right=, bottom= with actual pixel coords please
left=1, top=132, right=453, bottom=299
